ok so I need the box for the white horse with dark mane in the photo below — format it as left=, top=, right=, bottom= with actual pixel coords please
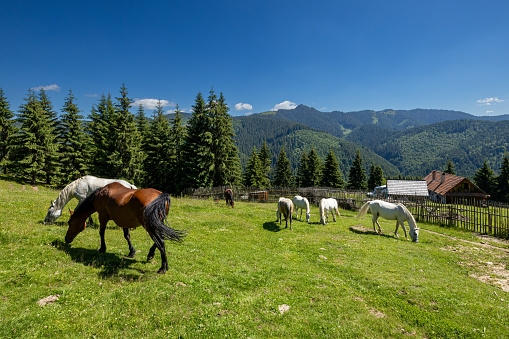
left=292, top=195, right=310, bottom=222
left=43, top=175, right=136, bottom=225
left=319, top=198, right=340, bottom=225
left=277, top=197, right=294, bottom=230
left=357, top=200, right=419, bottom=242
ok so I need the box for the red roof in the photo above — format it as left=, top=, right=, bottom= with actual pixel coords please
left=424, top=170, right=467, bottom=196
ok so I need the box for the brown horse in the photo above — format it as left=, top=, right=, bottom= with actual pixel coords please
left=224, top=188, right=234, bottom=208
left=65, top=182, right=186, bottom=274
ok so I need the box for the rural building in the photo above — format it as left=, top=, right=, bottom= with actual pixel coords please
left=424, top=170, right=488, bottom=204
left=386, top=180, right=429, bottom=201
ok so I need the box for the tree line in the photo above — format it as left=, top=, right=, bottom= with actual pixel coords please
left=1, top=85, right=508, bottom=202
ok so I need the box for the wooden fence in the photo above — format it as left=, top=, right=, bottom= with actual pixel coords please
left=184, top=186, right=509, bottom=238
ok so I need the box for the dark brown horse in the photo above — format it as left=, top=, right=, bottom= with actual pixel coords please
left=65, top=182, right=186, bottom=274
left=224, top=188, right=234, bottom=208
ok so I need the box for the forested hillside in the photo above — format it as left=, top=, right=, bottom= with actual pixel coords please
left=233, top=115, right=400, bottom=177
left=270, top=105, right=509, bottom=138
left=346, top=120, right=509, bottom=178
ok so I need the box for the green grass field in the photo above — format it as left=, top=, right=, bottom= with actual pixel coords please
left=1, top=177, right=508, bottom=338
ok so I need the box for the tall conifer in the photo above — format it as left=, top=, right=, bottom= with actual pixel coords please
left=347, top=150, right=368, bottom=190
left=273, top=147, right=293, bottom=187
left=306, top=147, right=322, bottom=187
left=58, top=90, right=89, bottom=184
left=37, top=90, right=60, bottom=184
left=258, top=140, right=272, bottom=187
left=321, top=149, right=344, bottom=188
left=88, top=93, right=115, bottom=176
left=168, top=105, right=187, bottom=193
left=495, top=153, right=509, bottom=203
left=0, top=89, right=16, bottom=174
left=474, top=159, right=495, bottom=197
left=296, top=150, right=309, bottom=187
left=367, top=164, right=384, bottom=190
left=244, top=146, right=263, bottom=187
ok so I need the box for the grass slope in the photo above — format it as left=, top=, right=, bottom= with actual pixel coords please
left=1, top=178, right=508, bottom=338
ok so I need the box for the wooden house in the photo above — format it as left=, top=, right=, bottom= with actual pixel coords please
left=386, top=180, right=429, bottom=201
left=424, top=170, right=488, bottom=204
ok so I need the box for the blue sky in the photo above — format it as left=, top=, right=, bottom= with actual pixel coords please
left=1, top=0, right=508, bottom=117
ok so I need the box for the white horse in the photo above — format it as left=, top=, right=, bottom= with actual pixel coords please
left=292, top=195, right=310, bottom=222
left=319, top=198, right=340, bottom=225
left=276, top=197, right=294, bottom=230
left=43, top=175, right=137, bottom=225
left=357, top=200, right=419, bottom=242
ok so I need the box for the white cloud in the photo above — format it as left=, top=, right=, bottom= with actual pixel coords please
left=85, top=93, right=98, bottom=98
left=477, top=97, right=504, bottom=106
left=31, top=84, right=60, bottom=92
left=132, top=98, right=176, bottom=110
left=235, top=102, right=253, bottom=111
left=271, top=100, right=297, bottom=111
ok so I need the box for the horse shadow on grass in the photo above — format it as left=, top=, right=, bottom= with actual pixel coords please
left=51, top=239, right=149, bottom=280
left=263, top=221, right=283, bottom=232
left=349, top=225, right=396, bottom=240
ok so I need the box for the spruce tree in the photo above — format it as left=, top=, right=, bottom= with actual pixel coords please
left=143, top=100, right=173, bottom=191
left=495, top=153, right=509, bottom=203
left=168, top=104, right=187, bottom=193
left=37, top=89, right=60, bottom=184
left=321, top=149, right=344, bottom=188
left=244, top=146, right=263, bottom=187
left=181, top=92, right=214, bottom=189
left=0, top=88, right=16, bottom=174
left=258, top=140, right=272, bottom=187
left=58, top=90, right=89, bottom=184
left=444, top=160, right=456, bottom=175
left=273, top=147, right=293, bottom=187
left=347, top=150, right=368, bottom=190
left=110, top=84, right=144, bottom=183
left=12, top=90, right=55, bottom=184
left=135, top=103, right=149, bottom=141
left=210, top=91, right=242, bottom=186
left=473, top=159, right=495, bottom=196
left=295, top=150, right=309, bottom=187
left=88, top=93, right=115, bottom=176
left=367, top=164, right=384, bottom=190
left=306, top=147, right=322, bottom=187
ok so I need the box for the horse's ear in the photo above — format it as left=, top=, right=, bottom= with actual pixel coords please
left=51, top=200, right=55, bottom=207
left=69, top=209, right=74, bottom=215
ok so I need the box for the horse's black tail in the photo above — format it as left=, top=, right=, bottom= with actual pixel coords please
left=143, top=193, right=186, bottom=245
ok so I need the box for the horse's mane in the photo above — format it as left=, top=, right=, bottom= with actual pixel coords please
left=398, top=203, right=417, bottom=227
left=54, top=177, right=83, bottom=209
left=73, top=186, right=101, bottom=216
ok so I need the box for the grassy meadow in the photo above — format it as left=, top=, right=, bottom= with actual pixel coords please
left=0, top=177, right=508, bottom=338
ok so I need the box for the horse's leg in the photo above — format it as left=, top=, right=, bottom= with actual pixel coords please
left=372, top=214, right=377, bottom=233
left=333, top=208, right=337, bottom=222
left=155, top=238, right=169, bottom=274
left=147, top=244, right=157, bottom=261
left=123, top=228, right=136, bottom=258
left=98, top=214, right=110, bottom=253
left=394, top=221, right=400, bottom=238
left=400, top=221, right=408, bottom=239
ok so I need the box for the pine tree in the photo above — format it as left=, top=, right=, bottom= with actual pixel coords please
left=306, top=147, right=322, bottom=187
left=295, top=150, right=309, bottom=187
left=88, top=93, right=115, bottom=176
left=321, top=149, right=344, bottom=188
left=12, top=90, right=56, bottom=184
left=243, top=146, right=263, bottom=187
left=135, top=103, right=149, bottom=140
left=444, top=160, right=456, bottom=175
left=143, top=100, right=173, bottom=191
left=37, top=89, right=60, bottom=184
left=347, top=150, right=368, bottom=190
left=0, top=88, right=16, bottom=174
left=273, top=147, right=293, bottom=187
left=473, top=159, right=495, bottom=196
left=210, top=90, right=242, bottom=186
left=110, top=84, right=144, bottom=183
left=367, top=164, right=384, bottom=190
left=495, top=153, right=509, bottom=203
left=168, top=104, right=187, bottom=193
left=258, top=140, right=272, bottom=187
left=181, top=92, right=214, bottom=189
left=58, top=89, right=90, bottom=184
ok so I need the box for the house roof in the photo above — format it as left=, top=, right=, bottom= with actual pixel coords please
left=423, top=170, right=489, bottom=198
left=386, top=180, right=429, bottom=197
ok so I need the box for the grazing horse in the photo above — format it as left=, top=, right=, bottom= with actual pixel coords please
left=319, top=198, right=340, bottom=225
left=357, top=200, right=419, bottom=242
left=276, top=197, right=294, bottom=230
left=224, top=188, right=234, bottom=208
left=44, top=175, right=136, bottom=225
left=292, top=195, right=310, bottom=222
left=65, top=182, right=186, bottom=274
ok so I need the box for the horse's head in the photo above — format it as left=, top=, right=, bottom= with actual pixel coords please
left=409, top=227, right=419, bottom=243
left=43, top=200, right=60, bottom=225
left=306, top=212, right=311, bottom=223
left=65, top=209, right=87, bottom=244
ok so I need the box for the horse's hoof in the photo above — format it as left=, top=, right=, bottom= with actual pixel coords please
left=147, top=255, right=154, bottom=261
left=157, top=268, right=167, bottom=274
left=99, top=247, right=106, bottom=253
left=128, top=251, right=136, bottom=258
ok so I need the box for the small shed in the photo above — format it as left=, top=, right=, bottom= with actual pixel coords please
left=424, top=170, right=488, bottom=204
left=386, top=180, right=429, bottom=201
left=249, top=191, right=268, bottom=201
